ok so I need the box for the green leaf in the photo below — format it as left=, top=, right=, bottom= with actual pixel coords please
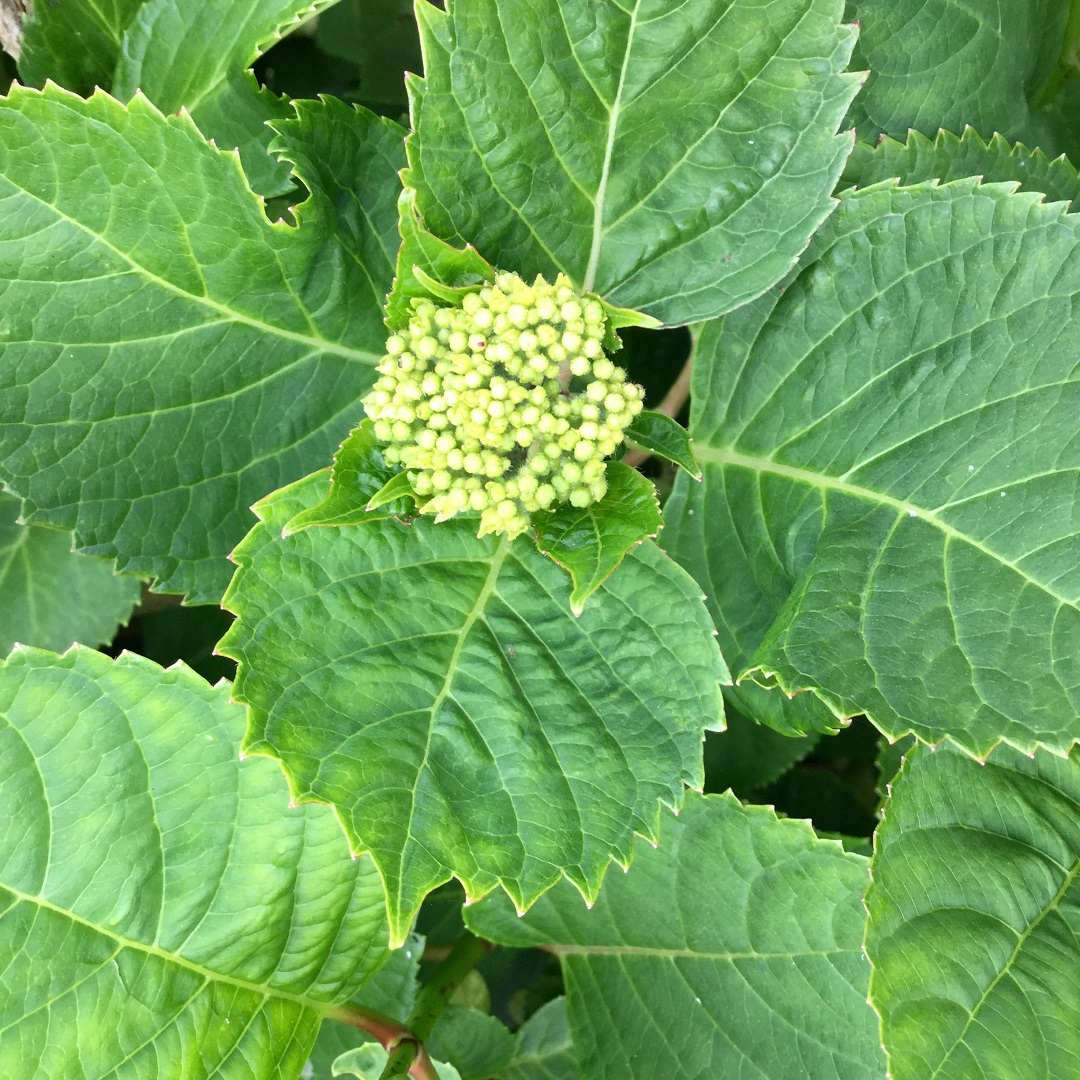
left=219, top=470, right=727, bottom=945
left=873, top=733, right=914, bottom=804
left=842, top=128, right=1080, bottom=207
left=428, top=1005, right=515, bottom=1080
left=0, top=492, right=140, bottom=655
left=663, top=180, right=1080, bottom=756
left=624, top=410, right=700, bottom=478
left=304, top=934, right=425, bottom=1079
left=17, top=0, right=145, bottom=94
left=532, top=461, right=662, bottom=616
left=843, top=0, right=1070, bottom=147
left=113, top=0, right=340, bottom=196
left=385, top=187, right=496, bottom=331
left=703, top=707, right=818, bottom=794
left=866, top=742, right=1080, bottom=1080
left=0, top=86, right=402, bottom=603
left=0, top=647, right=393, bottom=1077
left=504, top=999, right=579, bottom=1080
left=284, top=421, right=415, bottom=534
left=466, top=792, right=883, bottom=1080
left=333, top=1045, right=462, bottom=1080
left=406, top=0, right=860, bottom=326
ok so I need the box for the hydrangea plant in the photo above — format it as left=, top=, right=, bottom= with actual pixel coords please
left=2, top=1, right=1080, bottom=1079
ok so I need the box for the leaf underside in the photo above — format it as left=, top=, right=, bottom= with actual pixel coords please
left=866, top=742, right=1080, bottom=1080
left=0, top=647, right=393, bottom=1079
left=0, top=86, right=402, bottom=602
left=663, top=179, right=1080, bottom=756
left=466, top=793, right=884, bottom=1079
left=407, top=0, right=861, bottom=325
left=219, top=470, right=727, bottom=945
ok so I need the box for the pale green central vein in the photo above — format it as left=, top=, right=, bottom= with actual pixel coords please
left=553, top=942, right=853, bottom=961
left=0, top=528, right=30, bottom=589
left=928, top=856, right=1080, bottom=1078
left=1, top=168, right=381, bottom=367
left=697, top=446, right=1078, bottom=611
left=582, top=0, right=641, bottom=292
left=0, top=883, right=337, bottom=1017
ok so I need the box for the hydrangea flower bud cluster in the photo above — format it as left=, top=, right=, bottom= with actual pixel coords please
left=363, top=272, right=645, bottom=538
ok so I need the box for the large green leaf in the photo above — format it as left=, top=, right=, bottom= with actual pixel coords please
left=407, top=0, right=860, bottom=326
left=219, top=470, right=727, bottom=945
left=466, top=792, right=883, bottom=1079
left=0, top=85, right=402, bottom=602
left=0, top=647, right=393, bottom=1078
left=866, top=742, right=1080, bottom=1080
left=0, top=492, right=140, bottom=654
left=663, top=180, right=1080, bottom=756
left=113, top=0, right=340, bottom=196
left=843, top=0, right=1070, bottom=147
left=17, top=0, right=146, bottom=94
left=842, top=128, right=1080, bottom=207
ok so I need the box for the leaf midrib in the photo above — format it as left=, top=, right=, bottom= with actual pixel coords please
left=698, top=445, right=1078, bottom=611
left=0, top=882, right=340, bottom=1017
left=0, top=164, right=380, bottom=367
left=551, top=942, right=856, bottom=961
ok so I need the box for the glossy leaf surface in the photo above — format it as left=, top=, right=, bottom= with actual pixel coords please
left=408, top=0, right=860, bottom=325
left=0, top=492, right=140, bottom=654
left=533, top=461, right=662, bottom=615
left=0, top=647, right=393, bottom=1078
left=220, top=471, right=727, bottom=944
left=624, top=409, right=700, bottom=478
left=867, top=742, right=1080, bottom=1079
left=467, top=793, right=883, bottom=1079
left=664, top=181, right=1080, bottom=756
left=0, top=87, right=401, bottom=602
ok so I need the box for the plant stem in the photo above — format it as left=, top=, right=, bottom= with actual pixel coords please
left=623, top=327, right=698, bottom=468
left=377, top=932, right=493, bottom=1080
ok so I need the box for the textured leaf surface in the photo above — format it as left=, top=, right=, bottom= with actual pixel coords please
left=17, top=0, right=145, bottom=94
left=220, top=471, right=727, bottom=944
left=0, top=648, right=393, bottom=1078
left=866, top=742, right=1080, bottom=1080
left=428, top=1005, right=515, bottom=1080
left=407, top=0, right=860, bottom=326
left=843, top=0, right=1068, bottom=146
left=114, top=0, right=337, bottom=196
left=0, top=86, right=402, bottom=602
left=504, top=999, right=579, bottom=1080
left=467, top=793, right=883, bottom=1080
left=624, top=409, right=699, bottom=478
left=0, top=492, right=140, bottom=654
left=842, top=129, right=1080, bottom=207
left=663, top=181, right=1080, bottom=755
left=532, top=461, right=661, bottom=615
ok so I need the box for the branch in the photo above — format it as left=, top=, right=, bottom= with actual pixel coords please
left=377, top=932, right=493, bottom=1080
left=623, top=329, right=698, bottom=468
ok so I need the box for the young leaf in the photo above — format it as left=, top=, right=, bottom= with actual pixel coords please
left=624, top=410, right=700, bottom=478
left=113, top=0, right=339, bottom=196
left=866, top=742, right=1080, bottom=1080
left=664, top=180, right=1080, bottom=757
left=332, top=1045, right=463, bottom=1080
left=0, top=647, right=395, bottom=1078
left=284, top=421, right=415, bottom=534
left=843, top=0, right=1068, bottom=147
left=219, top=471, right=727, bottom=946
left=406, top=0, right=861, bottom=326
left=842, top=128, right=1080, bottom=207
left=532, top=461, right=662, bottom=615
left=504, top=998, right=579, bottom=1080
left=0, top=86, right=402, bottom=602
left=465, top=793, right=884, bottom=1080
left=703, top=707, right=818, bottom=794
left=0, top=492, right=141, bottom=655
left=384, top=186, right=496, bottom=330
left=17, top=0, right=145, bottom=95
